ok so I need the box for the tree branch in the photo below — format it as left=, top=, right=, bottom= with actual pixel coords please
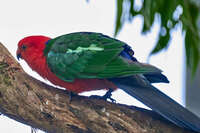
left=0, top=43, right=194, bottom=133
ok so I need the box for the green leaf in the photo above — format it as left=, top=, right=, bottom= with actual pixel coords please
left=181, top=1, right=200, bottom=75
left=150, top=0, right=179, bottom=54
left=151, top=27, right=170, bottom=54
left=141, top=0, right=156, bottom=32
left=185, top=28, right=200, bottom=75
left=129, top=0, right=135, bottom=16
left=114, top=0, right=124, bottom=36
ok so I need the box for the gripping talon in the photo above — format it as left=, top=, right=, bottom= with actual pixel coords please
left=89, top=88, right=116, bottom=103
left=69, top=91, right=78, bottom=103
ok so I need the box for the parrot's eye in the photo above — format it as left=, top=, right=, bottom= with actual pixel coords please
left=21, top=44, right=27, bottom=50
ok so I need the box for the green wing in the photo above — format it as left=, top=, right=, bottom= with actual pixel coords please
left=45, top=32, right=161, bottom=82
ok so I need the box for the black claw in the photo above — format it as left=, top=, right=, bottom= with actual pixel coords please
left=89, top=88, right=116, bottom=103
left=69, top=91, right=78, bottom=103
left=108, top=97, right=116, bottom=103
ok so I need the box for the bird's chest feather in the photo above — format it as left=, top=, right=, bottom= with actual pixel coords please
left=26, top=53, right=116, bottom=93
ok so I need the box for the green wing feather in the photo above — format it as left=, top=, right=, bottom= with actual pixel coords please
left=45, top=32, right=161, bottom=82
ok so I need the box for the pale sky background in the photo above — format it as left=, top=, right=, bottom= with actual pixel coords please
left=0, top=0, right=184, bottom=132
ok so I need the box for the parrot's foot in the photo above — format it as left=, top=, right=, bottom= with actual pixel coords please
left=89, top=88, right=116, bottom=103
left=69, top=91, right=78, bottom=103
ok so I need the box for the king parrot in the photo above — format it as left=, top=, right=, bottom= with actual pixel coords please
left=17, top=32, right=200, bottom=132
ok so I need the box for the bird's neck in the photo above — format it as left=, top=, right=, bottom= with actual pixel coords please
left=25, top=50, right=51, bottom=79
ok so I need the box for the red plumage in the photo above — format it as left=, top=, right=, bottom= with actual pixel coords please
left=17, top=36, right=117, bottom=93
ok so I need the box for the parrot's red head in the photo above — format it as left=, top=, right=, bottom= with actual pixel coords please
left=17, top=36, right=51, bottom=77
left=17, top=36, right=51, bottom=61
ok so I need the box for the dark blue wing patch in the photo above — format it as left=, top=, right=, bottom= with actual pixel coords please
left=120, top=44, right=169, bottom=83
left=120, top=44, right=137, bottom=61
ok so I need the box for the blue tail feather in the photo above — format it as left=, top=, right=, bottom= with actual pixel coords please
left=109, top=76, right=200, bottom=132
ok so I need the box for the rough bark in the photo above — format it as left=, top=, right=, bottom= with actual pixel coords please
left=0, top=42, right=194, bottom=133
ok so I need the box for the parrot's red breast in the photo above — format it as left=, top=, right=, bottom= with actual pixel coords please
left=17, top=36, right=117, bottom=93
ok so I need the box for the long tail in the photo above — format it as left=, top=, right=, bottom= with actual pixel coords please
left=109, top=76, right=200, bottom=132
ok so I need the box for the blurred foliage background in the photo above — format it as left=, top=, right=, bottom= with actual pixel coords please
left=114, top=0, right=200, bottom=75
